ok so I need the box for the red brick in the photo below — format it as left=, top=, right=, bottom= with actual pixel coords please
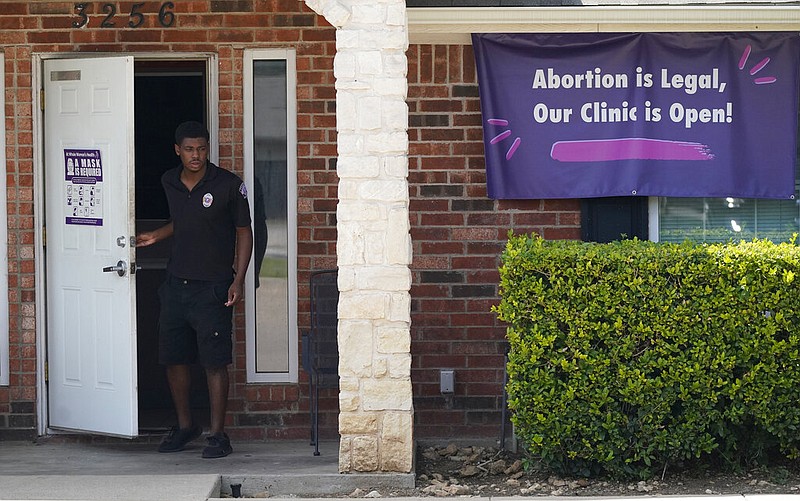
left=542, top=227, right=582, bottom=240
left=119, top=30, right=163, bottom=43
left=0, top=3, right=28, bottom=15
left=27, top=31, right=70, bottom=43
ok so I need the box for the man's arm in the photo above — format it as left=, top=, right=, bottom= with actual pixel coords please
left=226, top=225, right=254, bottom=306
left=135, top=222, right=174, bottom=247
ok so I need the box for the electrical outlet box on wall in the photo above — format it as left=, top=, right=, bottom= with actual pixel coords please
left=440, top=369, right=455, bottom=394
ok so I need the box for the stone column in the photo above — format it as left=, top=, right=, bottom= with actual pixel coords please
left=303, top=0, right=413, bottom=473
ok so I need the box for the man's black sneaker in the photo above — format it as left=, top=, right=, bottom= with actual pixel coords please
left=157, top=425, right=202, bottom=453
left=202, top=432, right=233, bottom=458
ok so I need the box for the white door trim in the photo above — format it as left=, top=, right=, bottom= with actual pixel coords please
left=408, top=6, right=800, bottom=44
left=243, top=48, right=299, bottom=384
left=33, top=51, right=219, bottom=436
left=0, top=50, right=9, bottom=387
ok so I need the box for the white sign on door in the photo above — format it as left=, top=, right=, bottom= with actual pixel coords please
left=64, top=148, right=104, bottom=226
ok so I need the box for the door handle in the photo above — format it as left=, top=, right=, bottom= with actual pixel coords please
left=102, top=260, right=127, bottom=277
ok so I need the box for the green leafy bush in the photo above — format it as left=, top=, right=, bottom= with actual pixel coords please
left=495, top=234, right=800, bottom=478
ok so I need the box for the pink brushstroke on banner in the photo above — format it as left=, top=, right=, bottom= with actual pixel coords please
left=551, top=138, right=714, bottom=162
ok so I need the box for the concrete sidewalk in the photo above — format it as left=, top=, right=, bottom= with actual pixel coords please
left=0, top=439, right=414, bottom=500
left=0, top=475, right=220, bottom=501
left=4, top=441, right=800, bottom=501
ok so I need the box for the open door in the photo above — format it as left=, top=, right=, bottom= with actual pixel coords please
left=44, top=56, right=138, bottom=437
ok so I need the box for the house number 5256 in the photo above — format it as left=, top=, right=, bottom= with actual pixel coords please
left=72, top=2, right=176, bottom=29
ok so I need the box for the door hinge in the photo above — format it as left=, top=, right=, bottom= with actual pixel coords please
left=40, top=88, right=44, bottom=112
left=42, top=226, right=46, bottom=248
left=44, top=361, right=48, bottom=382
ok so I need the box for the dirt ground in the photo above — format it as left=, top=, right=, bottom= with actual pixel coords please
left=352, top=444, right=800, bottom=498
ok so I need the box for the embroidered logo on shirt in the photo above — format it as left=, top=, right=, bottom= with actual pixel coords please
left=239, top=182, right=248, bottom=199
left=202, top=193, right=213, bottom=208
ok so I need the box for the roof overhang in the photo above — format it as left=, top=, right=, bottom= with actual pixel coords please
left=408, top=6, right=800, bottom=44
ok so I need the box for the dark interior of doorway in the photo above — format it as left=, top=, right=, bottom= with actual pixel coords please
left=133, top=60, right=211, bottom=433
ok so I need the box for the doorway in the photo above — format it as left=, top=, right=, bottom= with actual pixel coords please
left=132, top=60, right=211, bottom=432
left=39, top=55, right=219, bottom=437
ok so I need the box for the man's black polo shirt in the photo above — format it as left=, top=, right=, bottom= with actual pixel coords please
left=161, top=162, right=251, bottom=281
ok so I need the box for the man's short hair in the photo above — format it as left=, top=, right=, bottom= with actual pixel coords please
left=175, top=121, right=210, bottom=145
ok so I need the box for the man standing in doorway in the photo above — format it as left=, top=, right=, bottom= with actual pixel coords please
left=136, top=121, right=253, bottom=458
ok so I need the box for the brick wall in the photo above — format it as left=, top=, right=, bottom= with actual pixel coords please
left=407, top=43, right=581, bottom=439
left=2, top=39, right=37, bottom=440
left=0, top=1, right=582, bottom=442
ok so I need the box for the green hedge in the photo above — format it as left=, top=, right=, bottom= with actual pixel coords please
left=495, top=234, right=800, bottom=478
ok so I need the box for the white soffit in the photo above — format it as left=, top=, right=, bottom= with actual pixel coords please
left=407, top=6, right=800, bottom=44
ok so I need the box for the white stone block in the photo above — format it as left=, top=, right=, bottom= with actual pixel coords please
left=388, top=353, right=411, bottom=378
left=382, top=411, right=413, bottom=442
left=373, top=78, right=407, bottom=98
left=387, top=29, right=409, bottom=51
left=336, top=79, right=373, bottom=91
left=336, top=222, right=365, bottom=265
left=337, top=200, right=384, bottom=221
left=358, top=179, right=408, bottom=202
left=362, top=379, right=413, bottom=411
left=333, top=51, right=357, bottom=79
left=376, top=324, right=410, bottom=353
left=339, top=392, right=360, bottom=413
left=338, top=291, right=388, bottom=320
left=357, top=265, right=411, bottom=291
left=336, top=266, right=356, bottom=292
left=340, top=412, right=378, bottom=434
left=360, top=30, right=407, bottom=50
left=386, top=208, right=411, bottom=265
left=336, top=156, right=380, bottom=179
left=364, top=232, right=386, bottom=265
left=388, top=206, right=410, bottom=233
left=380, top=410, right=415, bottom=472
left=380, top=439, right=414, bottom=473
left=339, top=438, right=352, bottom=472
left=387, top=236, right=411, bottom=266
left=386, top=3, right=407, bottom=27
left=336, top=29, right=360, bottom=49
left=365, top=131, right=408, bottom=155
left=338, top=319, right=373, bottom=377
left=337, top=132, right=364, bottom=155
left=382, top=156, right=408, bottom=178
left=336, top=92, right=358, bottom=131
left=383, top=53, right=408, bottom=78
left=358, top=96, right=383, bottom=130
left=373, top=357, right=389, bottom=377
left=351, top=4, right=386, bottom=25
left=337, top=179, right=361, bottom=201
left=352, top=436, right=379, bottom=472
left=383, top=98, right=409, bottom=130
left=323, top=1, right=352, bottom=28
left=357, top=51, right=383, bottom=75
left=339, top=375, right=360, bottom=392
left=388, top=292, right=411, bottom=322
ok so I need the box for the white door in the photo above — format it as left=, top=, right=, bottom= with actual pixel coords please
left=44, top=57, right=138, bottom=437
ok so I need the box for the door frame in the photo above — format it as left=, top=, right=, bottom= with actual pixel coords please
left=0, top=51, right=8, bottom=387
left=33, top=52, right=219, bottom=436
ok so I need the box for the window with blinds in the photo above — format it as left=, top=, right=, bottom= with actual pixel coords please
left=658, top=167, right=800, bottom=243
left=659, top=197, right=799, bottom=243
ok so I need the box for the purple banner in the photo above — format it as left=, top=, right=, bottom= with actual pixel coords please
left=472, top=33, right=800, bottom=199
